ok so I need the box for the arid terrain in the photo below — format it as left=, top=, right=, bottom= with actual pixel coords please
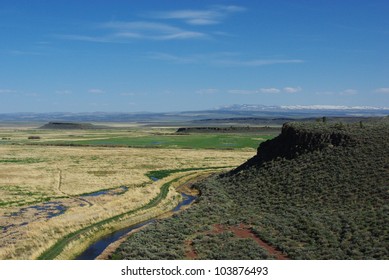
left=113, top=119, right=389, bottom=260
left=0, top=123, right=268, bottom=259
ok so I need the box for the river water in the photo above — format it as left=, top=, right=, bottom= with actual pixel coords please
left=75, top=193, right=196, bottom=260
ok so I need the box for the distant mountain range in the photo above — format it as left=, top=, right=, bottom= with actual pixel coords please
left=0, top=105, right=388, bottom=123
left=216, top=104, right=389, bottom=111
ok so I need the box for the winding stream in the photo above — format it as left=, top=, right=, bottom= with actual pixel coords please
left=75, top=192, right=197, bottom=260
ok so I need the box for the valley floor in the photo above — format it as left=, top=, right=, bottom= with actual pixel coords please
left=0, top=125, right=261, bottom=259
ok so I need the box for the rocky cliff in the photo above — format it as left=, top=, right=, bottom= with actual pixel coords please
left=233, top=122, right=357, bottom=173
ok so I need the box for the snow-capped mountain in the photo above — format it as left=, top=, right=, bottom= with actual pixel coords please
left=216, top=104, right=389, bottom=111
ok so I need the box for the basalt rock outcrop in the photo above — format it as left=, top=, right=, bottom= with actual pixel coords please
left=233, top=122, right=357, bottom=173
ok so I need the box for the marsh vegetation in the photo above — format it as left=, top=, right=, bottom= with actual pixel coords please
left=0, top=124, right=266, bottom=259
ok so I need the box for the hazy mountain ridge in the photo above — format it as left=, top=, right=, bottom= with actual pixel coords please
left=217, top=104, right=389, bottom=111
left=39, top=122, right=109, bottom=130
left=1, top=105, right=388, bottom=123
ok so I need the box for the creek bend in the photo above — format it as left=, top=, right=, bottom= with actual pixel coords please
left=75, top=192, right=197, bottom=260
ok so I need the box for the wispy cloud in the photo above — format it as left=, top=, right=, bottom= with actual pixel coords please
left=59, top=21, right=207, bottom=43
left=196, top=88, right=220, bottom=95
left=57, top=34, right=114, bottom=43
left=283, top=86, right=302, bottom=93
left=7, top=50, right=44, bottom=56
left=88, top=88, right=105, bottom=94
left=102, top=21, right=207, bottom=40
left=315, top=91, right=335, bottom=96
left=148, top=52, right=202, bottom=63
left=89, top=102, right=109, bottom=107
left=0, top=89, right=17, bottom=94
left=58, top=5, right=245, bottom=43
left=340, top=89, right=358, bottom=96
left=259, top=88, right=281, bottom=94
left=214, top=59, right=304, bottom=67
left=228, top=87, right=302, bottom=95
left=150, top=5, right=246, bottom=25
left=375, top=87, right=389, bottom=94
left=149, top=52, right=304, bottom=67
left=316, top=89, right=358, bottom=96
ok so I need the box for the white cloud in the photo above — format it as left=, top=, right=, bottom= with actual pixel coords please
left=157, top=31, right=206, bottom=40
left=57, top=34, right=113, bottom=43
left=148, top=52, right=201, bottom=64
left=103, top=21, right=206, bottom=41
left=88, top=89, right=105, bottom=94
left=102, top=21, right=179, bottom=33
left=316, top=89, right=358, bottom=96
left=215, top=59, right=304, bottom=67
left=283, top=86, right=302, bottom=93
left=375, top=87, right=389, bottom=93
left=216, top=5, right=247, bottom=13
left=187, top=18, right=219, bottom=25
left=110, top=21, right=207, bottom=40
left=259, top=88, right=281, bottom=94
left=104, top=21, right=206, bottom=40
left=151, top=5, right=246, bottom=26
left=315, top=91, right=335, bottom=96
left=228, top=86, right=302, bottom=95
left=154, top=10, right=220, bottom=25
left=0, top=89, right=17, bottom=94
left=149, top=52, right=304, bottom=67
left=340, top=89, right=358, bottom=95
left=59, top=21, right=207, bottom=43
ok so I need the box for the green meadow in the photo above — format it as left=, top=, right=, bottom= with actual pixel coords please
left=45, top=134, right=274, bottom=149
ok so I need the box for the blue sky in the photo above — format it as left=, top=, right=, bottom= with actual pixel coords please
left=1, top=0, right=389, bottom=113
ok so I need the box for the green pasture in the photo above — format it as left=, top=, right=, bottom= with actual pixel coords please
left=42, top=134, right=275, bottom=149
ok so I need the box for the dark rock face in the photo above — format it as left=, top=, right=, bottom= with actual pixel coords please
left=232, top=123, right=355, bottom=173
left=258, top=123, right=353, bottom=160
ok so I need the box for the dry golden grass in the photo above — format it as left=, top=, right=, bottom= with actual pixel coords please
left=0, top=125, right=175, bottom=143
left=0, top=131, right=254, bottom=259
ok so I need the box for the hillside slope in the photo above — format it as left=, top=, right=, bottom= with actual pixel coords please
left=113, top=120, right=389, bottom=259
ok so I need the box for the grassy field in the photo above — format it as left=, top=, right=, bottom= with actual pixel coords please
left=0, top=126, right=278, bottom=149
left=47, top=134, right=273, bottom=149
left=0, top=124, right=271, bottom=259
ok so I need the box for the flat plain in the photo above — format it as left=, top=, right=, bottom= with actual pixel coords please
left=0, top=124, right=275, bottom=259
